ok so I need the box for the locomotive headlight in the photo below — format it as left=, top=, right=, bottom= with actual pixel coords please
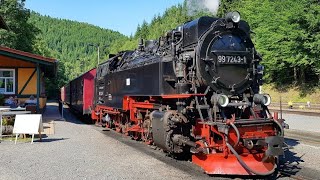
left=253, top=94, right=271, bottom=106
left=218, top=95, right=229, bottom=107
left=211, top=94, right=229, bottom=107
left=225, top=11, right=241, bottom=23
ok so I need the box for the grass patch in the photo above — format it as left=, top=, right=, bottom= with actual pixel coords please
left=262, top=84, right=320, bottom=104
left=2, top=136, right=34, bottom=142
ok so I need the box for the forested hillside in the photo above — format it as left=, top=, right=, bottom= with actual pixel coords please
left=29, top=12, right=128, bottom=82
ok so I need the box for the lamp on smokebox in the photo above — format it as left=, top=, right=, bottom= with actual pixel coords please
left=211, top=94, right=229, bottom=107
left=253, top=94, right=271, bottom=106
left=225, top=11, right=241, bottom=23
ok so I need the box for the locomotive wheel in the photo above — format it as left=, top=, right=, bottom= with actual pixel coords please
left=105, top=121, right=110, bottom=129
left=142, top=117, right=152, bottom=144
left=115, top=116, right=122, bottom=133
left=115, top=125, right=121, bottom=133
left=121, top=123, right=129, bottom=135
left=131, top=131, right=141, bottom=141
left=121, top=114, right=129, bottom=135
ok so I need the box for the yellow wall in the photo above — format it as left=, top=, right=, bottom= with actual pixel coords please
left=18, top=68, right=37, bottom=94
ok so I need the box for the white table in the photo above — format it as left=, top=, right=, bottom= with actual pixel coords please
left=0, top=110, right=32, bottom=141
left=10, top=107, right=27, bottom=111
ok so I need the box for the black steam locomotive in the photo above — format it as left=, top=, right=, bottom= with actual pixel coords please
left=91, top=12, right=284, bottom=175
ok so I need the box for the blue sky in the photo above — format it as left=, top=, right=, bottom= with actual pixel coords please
left=25, top=0, right=184, bottom=36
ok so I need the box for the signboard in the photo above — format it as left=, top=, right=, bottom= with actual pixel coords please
left=13, top=114, right=43, bottom=144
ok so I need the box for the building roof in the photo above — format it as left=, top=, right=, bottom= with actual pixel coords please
left=0, top=46, right=58, bottom=77
left=0, top=16, right=9, bottom=30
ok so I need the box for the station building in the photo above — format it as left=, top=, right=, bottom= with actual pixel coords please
left=0, top=46, right=57, bottom=112
left=0, top=15, right=57, bottom=112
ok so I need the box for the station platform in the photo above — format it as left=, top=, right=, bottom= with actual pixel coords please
left=41, top=101, right=62, bottom=135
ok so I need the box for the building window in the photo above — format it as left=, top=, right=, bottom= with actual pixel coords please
left=0, top=69, right=15, bottom=94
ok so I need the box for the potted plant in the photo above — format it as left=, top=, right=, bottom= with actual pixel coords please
left=2, top=116, right=14, bottom=135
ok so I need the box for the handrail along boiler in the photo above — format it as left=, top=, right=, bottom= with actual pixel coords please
left=92, top=12, right=284, bottom=175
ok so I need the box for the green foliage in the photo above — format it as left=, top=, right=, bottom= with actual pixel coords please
left=220, top=0, right=320, bottom=87
left=28, top=12, right=127, bottom=87
left=0, top=0, right=39, bottom=52
left=2, top=116, right=14, bottom=126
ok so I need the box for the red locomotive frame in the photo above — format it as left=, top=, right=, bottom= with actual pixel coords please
left=90, top=94, right=283, bottom=175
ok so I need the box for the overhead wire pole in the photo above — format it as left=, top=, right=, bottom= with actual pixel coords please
left=97, top=45, right=100, bottom=67
left=89, top=44, right=99, bottom=67
left=89, top=44, right=108, bottom=68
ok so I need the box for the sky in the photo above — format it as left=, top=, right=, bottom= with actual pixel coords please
left=25, top=0, right=184, bottom=36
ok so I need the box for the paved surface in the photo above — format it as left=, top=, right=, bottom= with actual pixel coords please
left=280, top=136, right=320, bottom=179
left=1, top=102, right=320, bottom=179
left=277, top=113, right=320, bottom=179
left=0, top=103, right=211, bottom=180
left=281, top=113, right=320, bottom=133
left=41, top=102, right=59, bottom=135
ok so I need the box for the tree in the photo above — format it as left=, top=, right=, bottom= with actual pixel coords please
left=0, top=0, right=39, bottom=52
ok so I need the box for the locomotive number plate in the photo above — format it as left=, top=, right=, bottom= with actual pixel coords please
left=217, top=55, right=247, bottom=64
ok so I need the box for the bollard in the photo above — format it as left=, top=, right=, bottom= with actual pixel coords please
left=273, top=112, right=278, bottom=120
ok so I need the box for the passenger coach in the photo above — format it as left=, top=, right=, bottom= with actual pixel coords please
left=61, top=68, right=96, bottom=115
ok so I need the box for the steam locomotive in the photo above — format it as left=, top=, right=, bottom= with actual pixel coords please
left=62, top=12, right=285, bottom=176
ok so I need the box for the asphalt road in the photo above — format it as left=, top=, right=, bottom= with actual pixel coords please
left=281, top=113, right=320, bottom=133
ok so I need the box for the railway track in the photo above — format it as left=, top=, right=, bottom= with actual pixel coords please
left=285, top=129, right=320, bottom=146
left=269, top=108, right=320, bottom=117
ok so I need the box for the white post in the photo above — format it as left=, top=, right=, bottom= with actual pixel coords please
left=61, top=101, right=64, bottom=119
left=97, top=45, right=100, bottom=66
left=0, top=113, right=2, bottom=141
left=31, top=134, right=34, bottom=144
left=15, top=133, right=18, bottom=144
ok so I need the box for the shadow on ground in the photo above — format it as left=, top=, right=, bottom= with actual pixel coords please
left=277, top=138, right=304, bottom=178
left=34, top=138, right=69, bottom=143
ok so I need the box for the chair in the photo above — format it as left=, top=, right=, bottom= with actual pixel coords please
left=26, top=105, right=37, bottom=114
